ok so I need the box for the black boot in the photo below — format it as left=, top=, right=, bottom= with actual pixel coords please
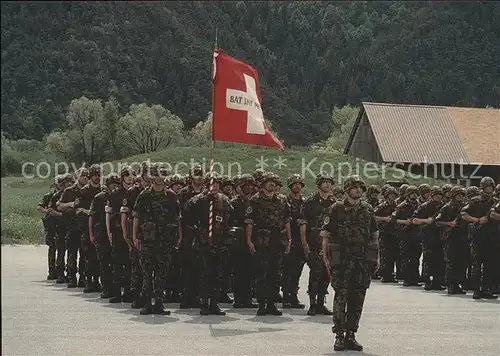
left=122, top=290, right=133, bottom=303
left=153, top=301, right=171, bottom=315
left=307, top=295, right=316, bottom=316
left=345, top=331, right=363, bottom=351
left=67, top=276, right=77, bottom=288
left=481, top=290, right=498, bottom=299
left=316, top=295, right=333, bottom=315
left=447, top=285, right=457, bottom=294
left=100, top=289, right=112, bottom=299
left=47, top=272, right=57, bottom=280
left=140, top=303, right=153, bottom=315
left=275, top=292, right=283, bottom=303
left=200, top=298, right=211, bottom=315
left=290, top=294, right=305, bottom=309
left=333, top=332, right=345, bottom=351
left=219, top=292, right=234, bottom=304
left=56, top=274, right=66, bottom=284
left=77, top=276, right=86, bottom=288
left=282, top=293, right=292, bottom=309
left=109, top=290, right=122, bottom=303
left=209, top=298, right=226, bottom=316
left=131, top=296, right=144, bottom=309
left=266, top=301, right=282, bottom=316
left=256, top=300, right=267, bottom=316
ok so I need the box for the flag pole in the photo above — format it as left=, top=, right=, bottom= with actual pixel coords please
left=208, top=27, right=218, bottom=247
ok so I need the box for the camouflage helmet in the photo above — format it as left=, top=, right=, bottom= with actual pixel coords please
left=466, top=186, right=480, bottom=199
left=221, top=175, right=235, bottom=187
left=399, top=184, right=409, bottom=196
left=450, top=186, right=466, bottom=198
left=62, top=172, right=74, bottom=183
left=367, top=185, right=381, bottom=195
left=140, top=161, right=150, bottom=178
left=479, top=176, right=495, bottom=189
left=120, top=166, right=133, bottom=179
left=381, top=184, right=391, bottom=196
left=332, top=186, right=344, bottom=196
left=287, top=174, right=305, bottom=188
left=105, top=173, right=120, bottom=186
left=169, top=174, right=185, bottom=186
left=76, top=167, right=89, bottom=177
left=316, top=173, right=334, bottom=186
left=430, top=186, right=443, bottom=197
left=233, top=174, right=242, bottom=187
left=260, top=171, right=277, bottom=184
left=441, top=184, right=453, bottom=195
left=89, top=164, right=101, bottom=176
left=418, top=184, right=431, bottom=195
left=274, top=174, right=283, bottom=187
left=405, top=185, right=419, bottom=197
left=190, top=164, right=204, bottom=178
left=54, top=174, right=63, bottom=184
left=495, top=184, right=500, bottom=196
left=253, top=169, right=265, bottom=183
left=239, top=174, right=256, bottom=187
left=343, top=175, right=367, bottom=192
left=204, top=172, right=222, bottom=185
left=383, top=186, right=398, bottom=198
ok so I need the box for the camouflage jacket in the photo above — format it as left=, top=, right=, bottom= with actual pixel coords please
left=288, top=193, right=306, bottom=243
left=300, top=192, right=335, bottom=248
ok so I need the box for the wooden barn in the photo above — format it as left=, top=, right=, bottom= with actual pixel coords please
left=343, top=102, right=500, bottom=186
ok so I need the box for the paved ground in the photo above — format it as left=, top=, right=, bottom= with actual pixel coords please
left=2, top=245, right=499, bottom=356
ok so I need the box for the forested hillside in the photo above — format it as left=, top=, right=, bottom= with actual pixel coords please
left=2, top=1, right=499, bottom=146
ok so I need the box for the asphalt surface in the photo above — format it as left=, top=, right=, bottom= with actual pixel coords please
left=2, top=245, right=499, bottom=356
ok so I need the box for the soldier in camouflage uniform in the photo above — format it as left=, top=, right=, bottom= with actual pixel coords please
left=462, top=185, right=481, bottom=289
left=77, top=164, right=103, bottom=293
left=184, top=172, right=233, bottom=315
left=121, top=163, right=151, bottom=308
left=219, top=175, right=236, bottom=303
left=178, top=165, right=205, bottom=308
left=461, top=177, right=498, bottom=299
left=253, top=169, right=265, bottom=194
left=281, top=174, right=306, bottom=310
left=300, top=173, right=335, bottom=316
left=321, top=175, right=379, bottom=352
left=90, top=174, right=120, bottom=298
left=37, top=175, right=64, bottom=280
left=395, top=184, right=409, bottom=205
left=246, top=172, right=291, bottom=316
left=441, top=184, right=453, bottom=205
left=332, top=186, right=344, bottom=201
left=392, top=185, right=421, bottom=286
left=435, top=186, right=467, bottom=294
left=233, top=175, right=242, bottom=198
left=169, top=173, right=185, bottom=195
left=230, top=174, right=258, bottom=308
left=413, top=186, right=445, bottom=290
left=51, top=173, right=73, bottom=283
left=132, top=164, right=182, bottom=315
left=165, top=173, right=185, bottom=302
left=488, top=192, right=500, bottom=293
left=57, top=168, right=89, bottom=288
left=106, top=166, right=135, bottom=303
left=374, top=186, right=399, bottom=283
left=418, top=184, right=431, bottom=204
left=37, top=176, right=59, bottom=280
left=366, top=185, right=381, bottom=279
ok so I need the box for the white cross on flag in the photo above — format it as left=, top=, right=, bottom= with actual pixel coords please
left=212, top=49, right=283, bottom=151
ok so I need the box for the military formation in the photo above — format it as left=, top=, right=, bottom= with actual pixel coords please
left=38, top=163, right=500, bottom=351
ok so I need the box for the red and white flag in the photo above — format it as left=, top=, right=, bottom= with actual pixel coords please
left=212, top=49, right=283, bottom=151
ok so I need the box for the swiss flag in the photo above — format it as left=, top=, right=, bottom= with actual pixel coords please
left=212, top=49, right=284, bottom=151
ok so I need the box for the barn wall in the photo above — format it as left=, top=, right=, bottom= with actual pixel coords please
left=349, top=113, right=382, bottom=163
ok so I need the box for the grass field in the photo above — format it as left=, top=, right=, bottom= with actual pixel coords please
left=1, top=146, right=437, bottom=244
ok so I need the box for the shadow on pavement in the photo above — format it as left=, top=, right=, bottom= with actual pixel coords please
left=129, top=315, right=180, bottom=324
left=225, top=308, right=258, bottom=316
left=302, top=316, right=332, bottom=324
left=247, top=316, right=294, bottom=324
left=469, top=298, right=499, bottom=304
left=183, top=315, right=240, bottom=325
left=209, top=325, right=286, bottom=338
left=439, top=293, right=470, bottom=299
left=324, top=352, right=380, bottom=356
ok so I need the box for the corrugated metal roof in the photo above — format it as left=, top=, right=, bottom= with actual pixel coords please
left=363, top=102, right=470, bottom=164
left=447, top=107, right=500, bottom=165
